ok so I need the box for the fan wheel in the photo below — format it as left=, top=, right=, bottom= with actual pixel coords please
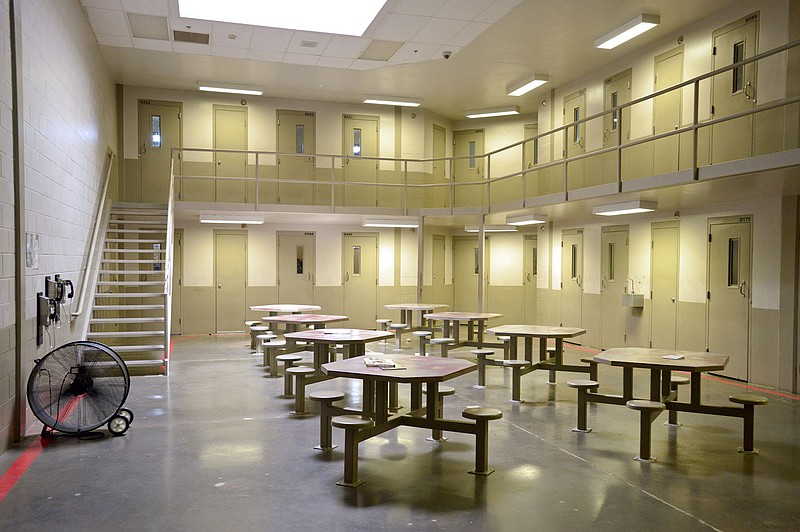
left=118, top=408, right=134, bottom=424
left=107, top=415, right=129, bottom=436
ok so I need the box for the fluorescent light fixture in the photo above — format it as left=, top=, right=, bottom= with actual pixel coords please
left=363, top=96, right=422, bottom=108
left=506, top=213, right=548, bottom=226
left=465, top=225, right=518, bottom=233
left=465, top=106, right=520, bottom=119
left=178, top=0, right=388, bottom=37
left=595, top=14, right=660, bottom=49
left=507, top=74, right=549, bottom=97
left=199, top=214, right=265, bottom=224
left=363, top=216, right=419, bottom=228
left=198, top=82, right=263, bottom=96
left=592, top=200, right=657, bottom=216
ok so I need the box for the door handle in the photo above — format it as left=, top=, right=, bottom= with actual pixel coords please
left=671, top=297, right=676, bottom=303
left=217, top=160, right=222, bottom=165
left=739, top=280, right=747, bottom=298
left=575, top=275, right=582, bottom=288
left=526, top=272, right=531, bottom=282
left=345, top=272, right=350, bottom=282
left=744, top=82, right=753, bottom=100
left=217, top=284, right=221, bottom=289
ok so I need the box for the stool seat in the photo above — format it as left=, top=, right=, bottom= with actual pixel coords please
left=503, top=359, right=530, bottom=368
left=264, top=340, right=287, bottom=347
left=462, top=407, right=503, bottom=421
left=413, top=330, right=432, bottom=337
left=332, top=415, right=375, bottom=429
left=376, top=319, right=392, bottom=324
left=671, top=375, right=691, bottom=386
left=286, top=366, right=315, bottom=376
left=471, top=348, right=494, bottom=356
left=276, top=353, right=302, bottom=362
left=389, top=323, right=408, bottom=329
left=567, top=379, right=599, bottom=389
left=626, top=399, right=666, bottom=411
left=309, top=390, right=346, bottom=402
left=423, top=385, right=455, bottom=396
left=257, top=333, right=276, bottom=340
left=729, top=394, right=768, bottom=406
left=430, top=337, right=455, bottom=344
left=244, top=320, right=260, bottom=327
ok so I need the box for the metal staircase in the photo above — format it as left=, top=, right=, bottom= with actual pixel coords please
left=87, top=202, right=170, bottom=374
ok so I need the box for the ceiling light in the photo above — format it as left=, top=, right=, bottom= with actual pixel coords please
left=465, top=106, right=520, bottom=119
left=199, top=214, right=265, bottom=224
left=506, top=213, right=548, bottom=226
left=363, top=96, right=422, bottom=108
left=198, top=82, right=263, bottom=96
left=178, top=0, right=388, bottom=37
left=507, top=75, right=549, bottom=97
left=595, top=14, right=660, bottom=49
left=465, top=225, right=518, bottom=233
left=363, top=216, right=419, bottom=228
left=592, top=200, right=657, bottom=216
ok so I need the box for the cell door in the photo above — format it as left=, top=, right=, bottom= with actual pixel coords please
left=453, top=237, right=480, bottom=312
left=600, top=226, right=628, bottom=348
left=523, top=123, right=539, bottom=196
left=277, top=232, right=315, bottom=304
left=564, top=90, right=586, bottom=190
left=707, top=217, right=751, bottom=381
left=343, top=234, right=377, bottom=329
left=342, top=115, right=379, bottom=207
left=453, top=129, right=485, bottom=208
left=650, top=221, right=679, bottom=349
left=137, top=100, right=181, bottom=203
left=215, top=231, right=247, bottom=333
left=711, top=14, right=758, bottom=164
left=432, top=235, right=446, bottom=304
left=523, top=235, right=538, bottom=324
left=171, top=229, right=183, bottom=335
left=277, top=110, right=316, bottom=205
left=653, top=47, right=684, bottom=174
left=561, top=229, right=583, bottom=329
left=214, top=105, right=248, bottom=203
left=603, top=70, right=631, bottom=149
left=432, top=125, right=448, bottom=208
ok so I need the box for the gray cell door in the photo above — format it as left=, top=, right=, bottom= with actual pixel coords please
left=603, top=70, right=631, bottom=148
left=277, top=110, right=316, bottom=205
left=453, top=236, right=480, bottom=312
left=711, top=14, right=758, bottom=164
left=523, top=234, right=538, bottom=324
left=453, top=129, right=485, bottom=208
left=343, top=233, right=377, bottom=329
left=342, top=115, right=379, bottom=207
left=432, top=235, right=446, bottom=304
left=171, top=229, right=183, bottom=335
left=137, top=100, right=181, bottom=203
left=277, top=232, right=315, bottom=304
left=561, top=229, right=583, bottom=329
left=214, top=105, right=248, bottom=203
left=564, top=89, right=586, bottom=190
left=215, top=231, right=247, bottom=333
left=600, top=226, right=628, bottom=349
left=707, top=216, right=751, bottom=381
left=653, top=46, right=684, bottom=175
left=650, top=221, right=679, bottom=349
left=432, top=125, right=448, bottom=208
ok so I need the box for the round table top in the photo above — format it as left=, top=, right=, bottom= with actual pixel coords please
left=486, top=324, right=586, bottom=338
left=593, top=347, right=728, bottom=372
left=385, top=303, right=448, bottom=311
left=423, top=311, right=502, bottom=320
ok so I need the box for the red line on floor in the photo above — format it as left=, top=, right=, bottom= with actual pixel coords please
left=0, top=437, right=49, bottom=502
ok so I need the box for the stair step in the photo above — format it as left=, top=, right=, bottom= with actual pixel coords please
left=123, top=359, right=166, bottom=368
left=99, top=270, right=165, bottom=275
left=102, top=259, right=166, bottom=264
left=108, top=220, right=167, bottom=226
left=91, top=317, right=165, bottom=323
left=97, top=281, right=165, bottom=286
left=93, top=304, right=165, bottom=311
left=113, top=202, right=168, bottom=209
left=111, top=208, right=167, bottom=214
left=103, top=248, right=166, bottom=254
left=112, top=344, right=166, bottom=352
left=105, top=239, right=166, bottom=244
left=87, top=331, right=165, bottom=338
left=94, top=292, right=165, bottom=298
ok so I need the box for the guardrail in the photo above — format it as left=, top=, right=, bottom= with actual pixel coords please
left=162, top=157, right=175, bottom=375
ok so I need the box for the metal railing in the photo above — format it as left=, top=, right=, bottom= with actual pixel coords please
left=162, top=157, right=175, bottom=375
left=171, top=40, right=799, bottom=214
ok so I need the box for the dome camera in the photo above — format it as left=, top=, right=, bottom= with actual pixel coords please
left=442, top=50, right=452, bottom=59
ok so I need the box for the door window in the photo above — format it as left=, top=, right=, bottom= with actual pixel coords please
left=352, top=128, right=362, bottom=156
left=352, top=245, right=362, bottom=276
left=296, top=245, right=304, bottom=275
left=732, top=41, right=745, bottom=93
left=151, top=115, right=161, bottom=148
left=727, top=238, right=740, bottom=286
left=296, top=125, right=305, bottom=154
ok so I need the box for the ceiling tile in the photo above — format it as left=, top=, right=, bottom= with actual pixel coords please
left=413, top=18, right=468, bottom=45
left=247, top=49, right=284, bottom=62
left=170, top=17, right=213, bottom=34
left=80, top=0, right=123, bottom=9
left=122, top=0, right=168, bottom=16
left=447, top=21, right=490, bottom=47
left=392, top=0, right=448, bottom=17
left=388, top=42, right=440, bottom=63
left=250, top=27, right=293, bottom=52
left=350, top=59, right=388, bottom=71
left=475, top=0, right=522, bottom=23
left=323, top=36, right=370, bottom=59
left=132, top=37, right=173, bottom=51
left=287, top=32, right=332, bottom=56
left=95, top=33, right=133, bottom=47
left=172, top=41, right=210, bottom=54
left=436, top=0, right=490, bottom=21
left=211, top=46, right=249, bottom=59
left=85, top=8, right=131, bottom=37
left=316, top=56, right=355, bottom=69
left=283, top=53, right=320, bottom=66
left=128, top=13, right=170, bottom=40
left=210, top=22, right=254, bottom=48
left=372, top=13, right=429, bottom=41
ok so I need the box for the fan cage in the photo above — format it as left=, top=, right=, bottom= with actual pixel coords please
left=27, top=341, right=130, bottom=434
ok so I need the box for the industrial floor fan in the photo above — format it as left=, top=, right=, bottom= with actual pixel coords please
left=27, top=341, right=133, bottom=437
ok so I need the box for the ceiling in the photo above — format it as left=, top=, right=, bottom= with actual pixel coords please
left=81, top=0, right=741, bottom=120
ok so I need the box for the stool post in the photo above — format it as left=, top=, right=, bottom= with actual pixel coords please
left=342, top=428, right=360, bottom=486
left=638, top=410, right=654, bottom=461
left=741, top=404, right=755, bottom=452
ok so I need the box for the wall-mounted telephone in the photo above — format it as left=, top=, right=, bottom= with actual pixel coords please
left=38, top=275, right=75, bottom=346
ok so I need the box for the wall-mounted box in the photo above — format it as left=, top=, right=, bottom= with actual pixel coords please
left=622, top=293, right=644, bottom=307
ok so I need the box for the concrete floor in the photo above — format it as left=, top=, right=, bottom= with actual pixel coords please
left=1, top=333, right=799, bottom=531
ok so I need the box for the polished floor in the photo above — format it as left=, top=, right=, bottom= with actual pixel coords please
left=1, top=333, right=799, bottom=531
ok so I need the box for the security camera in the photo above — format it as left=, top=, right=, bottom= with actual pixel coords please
left=442, top=50, right=452, bottom=59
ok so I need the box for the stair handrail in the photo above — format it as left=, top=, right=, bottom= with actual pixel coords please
left=162, top=156, right=175, bottom=374
left=72, top=150, right=115, bottom=318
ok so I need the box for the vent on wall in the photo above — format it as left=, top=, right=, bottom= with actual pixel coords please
left=173, top=30, right=210, bottom=44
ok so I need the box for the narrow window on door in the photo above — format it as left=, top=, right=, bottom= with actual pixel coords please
left=352, top=245, right=362, bottom=276
left=727, top=238, right=740, bottom=286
